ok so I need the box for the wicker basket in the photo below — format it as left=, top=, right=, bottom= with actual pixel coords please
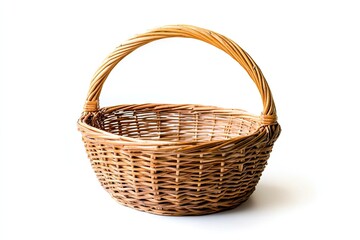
left=78, top=25, right=281, bottom=216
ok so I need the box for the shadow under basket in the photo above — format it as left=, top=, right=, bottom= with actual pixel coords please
left=78, top=25, right=281, bottom=216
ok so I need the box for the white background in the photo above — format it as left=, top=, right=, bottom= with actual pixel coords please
left=1, top=0, right=360, bottom=239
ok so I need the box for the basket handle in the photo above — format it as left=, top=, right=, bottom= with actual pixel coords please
left=83, top=25, right=277, bottom=124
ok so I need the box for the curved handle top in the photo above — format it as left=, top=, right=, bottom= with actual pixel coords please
left=83, top=25, right=277, bottom=124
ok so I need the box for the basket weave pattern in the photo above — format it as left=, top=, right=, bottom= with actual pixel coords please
left=78, top=25, right=281, bottom=216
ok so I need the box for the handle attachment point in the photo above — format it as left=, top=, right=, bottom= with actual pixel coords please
left=260, top=114, right=278, bottom=125
left=84, top=100, right=99, bottom=112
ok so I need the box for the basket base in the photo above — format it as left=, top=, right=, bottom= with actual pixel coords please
left=108, top=187, right=256, bottom=216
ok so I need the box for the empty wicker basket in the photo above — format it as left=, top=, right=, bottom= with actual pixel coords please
left=78, top=25, right=281, bottom=216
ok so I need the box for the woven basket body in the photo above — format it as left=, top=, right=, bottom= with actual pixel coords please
left=78, top=25, right=281, bottom=216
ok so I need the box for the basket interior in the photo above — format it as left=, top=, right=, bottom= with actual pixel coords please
left=87, top=105, right=260, bottom=142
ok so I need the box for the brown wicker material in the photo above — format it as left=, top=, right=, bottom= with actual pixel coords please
left=78, top=25, right=281, bottom=216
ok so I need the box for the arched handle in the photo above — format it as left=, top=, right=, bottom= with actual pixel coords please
left=83, top=25, right=277, bottom=124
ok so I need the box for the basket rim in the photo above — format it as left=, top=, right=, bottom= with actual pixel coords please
left=78, top=103, right=265, bottom=151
